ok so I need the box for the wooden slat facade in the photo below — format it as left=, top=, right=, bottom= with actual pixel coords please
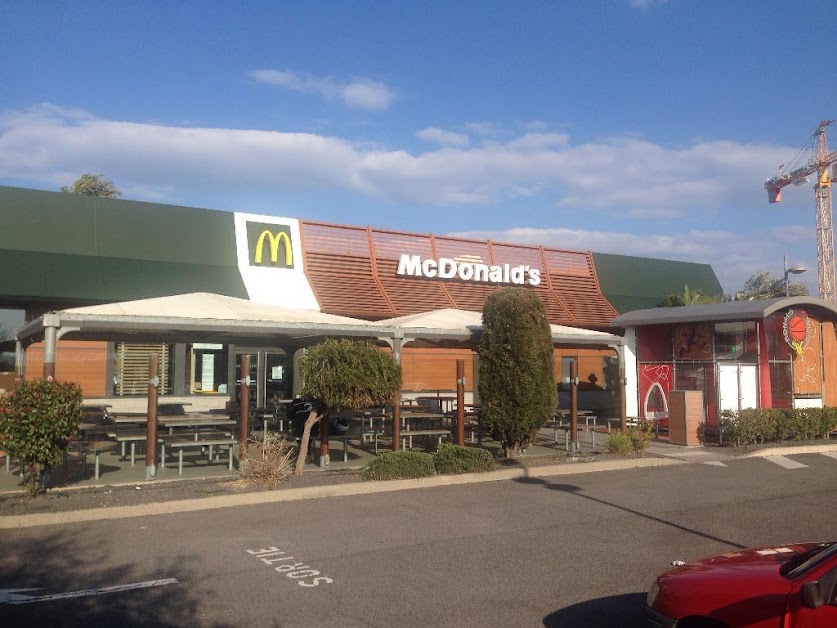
left=300, top=220, right=619, bottom=327
left=24, top=340, right=109, bottom=396
left=822, top=321, right=837, bottom=406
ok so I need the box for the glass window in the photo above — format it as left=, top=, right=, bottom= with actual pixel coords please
left=559, top=357, right=575, bottom=391
left=714, top=322, right=758, bottom=361
left=673, top=323, right=713, bottom=361
left=765, top=313, right=792, bottom=360
left=192, top=343, right=229, bottom=394
left=769, top=362, right=793, bottom=408
left=675, top=363, right=717, bottom=424
left=638, top=326, right=672, bottom=361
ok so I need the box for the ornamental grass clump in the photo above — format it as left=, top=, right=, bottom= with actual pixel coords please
left=360, top=451, right=436, bottom=481
left=432, top=442, right=495, bottom=475
left=604, top=431, right=634, bottom=455
left=238, top=433, right=295, bottom=488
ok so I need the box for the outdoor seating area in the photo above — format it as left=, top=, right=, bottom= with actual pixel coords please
left=0, top=400, right=613, bottom=492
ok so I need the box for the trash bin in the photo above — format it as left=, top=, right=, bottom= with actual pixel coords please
left=291, top=399, right=319, bottom=438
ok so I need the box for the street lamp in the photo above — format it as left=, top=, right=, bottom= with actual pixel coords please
left=782, top=254, right=806, bottom=297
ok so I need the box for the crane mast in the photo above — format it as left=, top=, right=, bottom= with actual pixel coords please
left=765, top=120, right=837, bottom=304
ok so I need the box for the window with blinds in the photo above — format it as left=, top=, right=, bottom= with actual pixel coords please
left=114, top=342, right=173, bottom=395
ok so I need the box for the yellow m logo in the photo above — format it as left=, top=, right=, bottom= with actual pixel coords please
left=254, top=230, right=293, bottom=266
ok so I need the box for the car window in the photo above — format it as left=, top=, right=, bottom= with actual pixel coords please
left=781, top=542, right=837, bottom=579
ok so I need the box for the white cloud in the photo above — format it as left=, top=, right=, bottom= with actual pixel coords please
left=248, top=69, right=396, bottom=111
left=464, top=121, right=505, bottom=137
left=443, top=225, right=816, bottom=295
left=627, top=0, right=670, bottom=9
left=0, top=103, right=798, bottom=217
left=415, top=127, right=470, bottom=147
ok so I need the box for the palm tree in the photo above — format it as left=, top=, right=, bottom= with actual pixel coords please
left=60, top=173, right=121, bottom=198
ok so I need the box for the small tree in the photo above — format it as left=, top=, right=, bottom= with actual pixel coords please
left=0, top=379, right=83, bottom=496
left=295, top=339, right=401, bottom=475
left=734, top=270, right=809, bottom=300
left=61, top=173, right=121, bottom=198
left=658, top=284, right=722, bottom=307
left=478, top=288, right=556, bottom=458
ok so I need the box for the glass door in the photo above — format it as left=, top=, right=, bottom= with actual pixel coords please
left=264, top=353, right=291, bottom=405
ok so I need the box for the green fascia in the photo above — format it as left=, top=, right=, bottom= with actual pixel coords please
left=0, top=186, right=248, bottom=302
left=593, top=252, right=723, bottom=314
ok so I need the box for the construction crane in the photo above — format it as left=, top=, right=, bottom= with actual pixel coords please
left=765, top=120, right=837, bottom=303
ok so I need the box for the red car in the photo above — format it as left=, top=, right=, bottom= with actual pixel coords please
left=645, top=541, right=837, bottom=627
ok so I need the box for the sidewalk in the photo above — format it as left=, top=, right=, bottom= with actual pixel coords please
left=3, top=436, right=835, bottom=530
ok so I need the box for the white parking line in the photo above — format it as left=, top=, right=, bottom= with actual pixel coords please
left=702, top=461, right=727, bottom=467
left=764, top=455, right=808, bottom=470
left=822, top=452, right=837, bottom=461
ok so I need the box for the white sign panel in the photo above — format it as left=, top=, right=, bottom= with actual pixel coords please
left=234, top=213, right=320, bottom=309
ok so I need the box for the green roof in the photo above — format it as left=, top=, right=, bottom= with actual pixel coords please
left=592, top=252, right=723, bottom=314
left=0, top=185, right=724, bottom=320
left=0, top=185, right=247, bottom=305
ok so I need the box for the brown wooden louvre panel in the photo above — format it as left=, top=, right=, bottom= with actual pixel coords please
left=549, top=274, right=617, bottom=326
left=376, top=258, right=454, bottom=314
left=305, top=252, right=392, bottom=317
left=371, top=229, right=453, bottom=314
left=301, top=222, right=393, bottom=318
left=115, top=342, right=171, bottom=396
left=492, top=242, right=574, bottom=323
left=300, top=220, right=618, bottom=326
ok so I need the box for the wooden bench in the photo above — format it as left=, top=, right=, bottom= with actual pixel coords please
left=400, top=429, right=450, bottom=450
left=64, top=440, right=117, bottom=480
left=161, top=438, right=237, bottom=475
left=541, top=422, right=598, bottom=450
left=109, top=429, right=148, bottom=465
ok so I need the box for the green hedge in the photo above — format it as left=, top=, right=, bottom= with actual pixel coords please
left=361, top=451, right=436, bottom=480
left=433, top=443, right=495, bottom=475
left=714, top=407, right=837, bottom=446
left=361, top=444, right=497, bottom=480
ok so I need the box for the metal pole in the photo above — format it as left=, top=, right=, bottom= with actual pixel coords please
left=570, top=360, right=579, bottom=452
left=784, top=254, right=790, bottom=297
left=239, top=355, right=250, bottom=467
left=145, top=353, right=159, bottom=480
left=43, top=325, right=57, bottom=381
left=619, top=363, right=627, bottom=432
left=456, top=360, right=465, bottom=446
left=392, top=399, right=401, bottom=451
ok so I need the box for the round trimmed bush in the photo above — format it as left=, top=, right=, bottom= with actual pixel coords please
left=433, top=443, right=495, bottom=475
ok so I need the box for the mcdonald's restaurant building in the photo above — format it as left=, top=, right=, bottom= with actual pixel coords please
left=0, top=185, right=723, bottom=416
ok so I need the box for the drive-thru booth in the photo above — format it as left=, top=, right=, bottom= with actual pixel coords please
left=611, top=297, right=837, bottom=438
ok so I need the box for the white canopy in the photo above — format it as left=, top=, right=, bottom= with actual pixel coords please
left=378, top=308, right=623, bottom=346
left=63, top=292, right=367, bottom=326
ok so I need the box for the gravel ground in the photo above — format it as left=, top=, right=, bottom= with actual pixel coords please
left=0, top=450, right=621, bottom=517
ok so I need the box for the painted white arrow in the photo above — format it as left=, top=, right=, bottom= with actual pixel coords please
left=0, top=578, right=179, bottom=605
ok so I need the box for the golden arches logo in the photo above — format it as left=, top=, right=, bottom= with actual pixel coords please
left=254, top=230, right=293, bottom=266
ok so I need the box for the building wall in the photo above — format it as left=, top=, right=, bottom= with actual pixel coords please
left=24, top=340, right=109, bottom=396
left=400, top=347, right=475, bottom=392
left=822, top=321, right=837, bottom=406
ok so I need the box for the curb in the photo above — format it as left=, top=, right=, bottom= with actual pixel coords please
left=738, top=442, right=837, bottom=458
left=0, top=456, right=681, bottom=530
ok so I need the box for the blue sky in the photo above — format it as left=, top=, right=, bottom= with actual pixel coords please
left=2, top=0, right=837, bottom=296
